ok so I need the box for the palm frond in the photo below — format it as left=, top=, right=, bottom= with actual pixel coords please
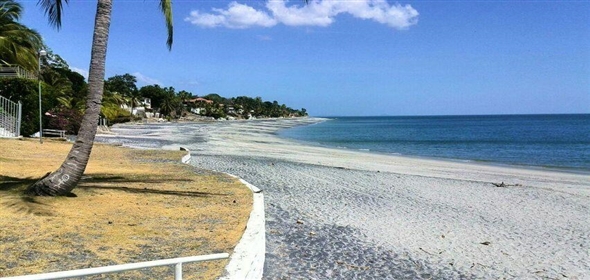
left=37, top=0, right=69, bottom=29
left=0, top=0, right=23, bottom=22
left=159, top=0, right=173, bottom=50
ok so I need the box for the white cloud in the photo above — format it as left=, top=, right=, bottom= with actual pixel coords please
left=70, top=67, right=88, bottom=80
left=185, top=2, right=277, bottom=29
left=184, top=0, right=418, bottom=30
left=132, top=72, right=162, bottom=86
left=257, top=35, right=273, bottom=41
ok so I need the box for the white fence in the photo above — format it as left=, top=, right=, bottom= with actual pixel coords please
left=0, top=253, right=229, bottom=280
left=0, top=65, right=36, bottom=80
left=0, top=95, right=22, bottom=138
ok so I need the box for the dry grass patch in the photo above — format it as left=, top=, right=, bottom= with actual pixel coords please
left=0, top=138, right=252, bottom=279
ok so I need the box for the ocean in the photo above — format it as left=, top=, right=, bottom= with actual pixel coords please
left=278, top=114, right=590, bottom=172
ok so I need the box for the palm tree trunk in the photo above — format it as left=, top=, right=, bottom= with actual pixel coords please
left=26, top=0, right=112, bottom=196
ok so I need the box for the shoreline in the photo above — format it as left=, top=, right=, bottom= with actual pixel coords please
left=274, top=117, right=590, bottom=175
left=102, top=116, right=588, bottom=176
left=96, top=118, right=590, bottom=279
left=99, top=116, right=587, bottom=176
left=275, top=129, right=590, bottom=176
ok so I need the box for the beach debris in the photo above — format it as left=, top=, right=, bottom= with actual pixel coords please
left=492, top=182, right=525, bottom=188
left=480, top=241, right=491, bottom=246
left=419, top=247, right=435, bottom=256
left=492, top=182, right=506, bottom=187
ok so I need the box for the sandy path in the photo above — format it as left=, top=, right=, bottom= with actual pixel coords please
left=97, top=118, right=590, bottom=279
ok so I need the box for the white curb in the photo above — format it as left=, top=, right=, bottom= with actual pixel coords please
left=220, top=175, right=265, bottom=280
left=179, top=148, right=265, bottom=280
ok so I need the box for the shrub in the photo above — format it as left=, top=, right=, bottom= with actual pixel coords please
left=47, top=107, right=83, bottom=135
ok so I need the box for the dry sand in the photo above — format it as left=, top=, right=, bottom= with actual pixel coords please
left=97, top=118, right=590, bottom=279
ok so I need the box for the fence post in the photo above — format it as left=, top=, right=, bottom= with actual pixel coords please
left=16, top=101, right=22, bottom=137
left=175, top=263, right=182, bottom=280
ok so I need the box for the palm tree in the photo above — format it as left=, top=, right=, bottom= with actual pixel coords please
left=26, top=0, right=173, bottom=196
left=0, top=0, right=43, bottom=72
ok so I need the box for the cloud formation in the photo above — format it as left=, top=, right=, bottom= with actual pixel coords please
left=185, top=0, right=418, bottom=30
left=133, top=72, right=162, bottom=86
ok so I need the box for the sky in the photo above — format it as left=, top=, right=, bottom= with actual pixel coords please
left=19, top=0, right=590, bottom=116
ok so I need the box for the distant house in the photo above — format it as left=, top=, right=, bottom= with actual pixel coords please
left=117, top=97, right=153, bottom=117
left=132, top=97, right=152, bottom=117
left=184, top=97, right=213, bottom=115
left=185, top=97, right=213, bottom=105
left=142, top=98, right=151, bottom=109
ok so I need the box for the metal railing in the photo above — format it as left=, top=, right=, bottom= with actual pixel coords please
left=0, top=95, right=22, bottom=138
left=43, top=129, right=66, bottom=138
left=0, top=65, right=36, bottom=80
left=0, top=253, right=229, bottom=280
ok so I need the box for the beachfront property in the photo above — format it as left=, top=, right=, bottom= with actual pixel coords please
left=117, top=96, right=153, bottom=117
left=184, top=97, right=213, bottom=115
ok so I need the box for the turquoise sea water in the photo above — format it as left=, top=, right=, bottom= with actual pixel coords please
left=279, top=114, right=590, bottom=172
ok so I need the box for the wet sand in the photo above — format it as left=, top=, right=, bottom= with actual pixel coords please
left=97, top=118, right=590, bottom=279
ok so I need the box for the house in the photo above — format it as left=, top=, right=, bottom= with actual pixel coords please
left=184, top=97, right=213, bottom=105
left=184, top=97, right=213, bottom=115
left=117, top=97, right=152, bottom=117
left=132, top=98, right=152, bottom=117
left=142, top=98, right=151, bottom=109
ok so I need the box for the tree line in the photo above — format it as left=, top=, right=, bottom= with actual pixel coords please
left=1, top=0, right=307, bottom=135
left=1, top=0, right=307, bottom=196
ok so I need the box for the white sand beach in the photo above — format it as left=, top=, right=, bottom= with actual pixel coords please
left=97, top=118, right=590, bottom=279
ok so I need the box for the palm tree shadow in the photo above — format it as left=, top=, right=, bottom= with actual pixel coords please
left=0, top=175, right=53, bottom=216
left=78, top=175, right=229, bottom=197
left=0, top=175, right=37, bottom=192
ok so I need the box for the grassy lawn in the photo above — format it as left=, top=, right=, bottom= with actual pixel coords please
left=0, top=138, right=252, bottom=279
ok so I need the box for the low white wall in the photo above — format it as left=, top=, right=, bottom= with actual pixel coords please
left=179, top=148, right=265, bottom=280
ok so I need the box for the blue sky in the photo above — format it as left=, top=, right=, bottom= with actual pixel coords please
left=20, top=0, right=590, bottom=116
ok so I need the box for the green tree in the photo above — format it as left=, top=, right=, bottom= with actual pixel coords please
left=0, top=0, right=43, bottom=71
left=202, top=93, right=227, bottom=104
left=39, top=49, right=89, bottom=114
left=104, top=73, right=138, bottom=98
left=104, top=73, right=142, bottom=117
left=100, top=89, right=131, bottom=123
left=27, top=0, right=174, bottom=196
left=177, top=90, right=192, bottom=102
left=159, top=86, right=179, bottom=117
left=0, top=78, right=59, bottom=136
left=176, top=90, right=192, bottom=115
left=139, top=84, right=167, bottom=110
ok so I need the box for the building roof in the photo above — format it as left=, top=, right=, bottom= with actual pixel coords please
left=186, top=97, right=213, bottom=104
